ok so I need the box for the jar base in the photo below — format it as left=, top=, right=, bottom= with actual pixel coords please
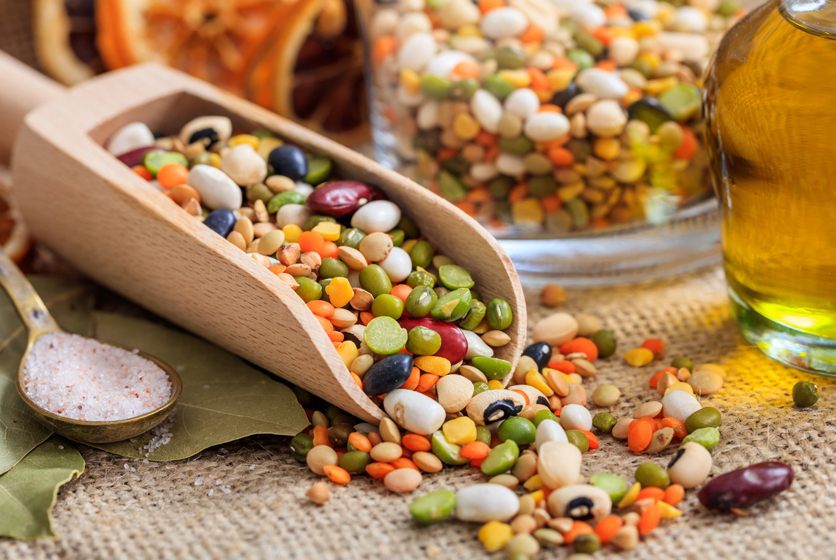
left=730, top=288, right=836, bottom=376
left=498, top=199, right=721, bottom=288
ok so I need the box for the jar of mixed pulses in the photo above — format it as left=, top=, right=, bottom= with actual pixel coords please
left=356, top=0, right=743, bottom=283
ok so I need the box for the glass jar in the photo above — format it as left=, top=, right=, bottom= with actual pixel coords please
left=704, top=0, right=836, bottom=374
left=355, top=0, right=742, bottom=285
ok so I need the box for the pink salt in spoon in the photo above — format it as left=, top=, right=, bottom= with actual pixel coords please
left=0, top=247, right=182, bottom=444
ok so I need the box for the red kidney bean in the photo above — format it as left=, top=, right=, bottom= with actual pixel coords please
left=117, top=146, right=162, bottom=168
left=698, top=462, right=793, bottom=511
left=305, top=181, right=386, bottom=218
left=398, top=318, right=467, bottom=365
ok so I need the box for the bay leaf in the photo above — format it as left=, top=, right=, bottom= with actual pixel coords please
left=0, top=436, right=85, bottom=540
left=90, top=312, right=308, bottom=461
left=0, top=277, right=94, bottom=475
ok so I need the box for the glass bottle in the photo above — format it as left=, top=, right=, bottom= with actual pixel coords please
left=703, top=0, right=836, bottom=374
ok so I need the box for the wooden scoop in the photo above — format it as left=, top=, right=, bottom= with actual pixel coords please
left=0, top=53, right=526, bottom=423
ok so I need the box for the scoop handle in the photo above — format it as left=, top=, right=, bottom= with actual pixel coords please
left=0, top=248, right=60, bottom=336
left=0, top=52, right=66, bottom=166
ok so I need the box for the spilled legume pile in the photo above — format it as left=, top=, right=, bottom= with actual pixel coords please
left=107, top=115, right=516, bottom=414
left=289, top=306, right=794, bottom=557
left=363, top=0, right=743, bottom=234
left=22, top=332, right=172, bottom=421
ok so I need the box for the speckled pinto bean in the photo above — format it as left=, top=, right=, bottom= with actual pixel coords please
left=698, top=462, right=794, bottom=511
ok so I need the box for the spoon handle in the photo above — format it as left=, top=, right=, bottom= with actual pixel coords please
left=0, top=249, right=60, bottom=335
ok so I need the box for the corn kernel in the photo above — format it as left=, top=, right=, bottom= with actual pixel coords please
left=527, top=489, right=545, bottom=504
left=632, top=21, right=660, bottom=38
left=312, top=221, right=341, bottom=241
left=487, top=379, right=504, bottom=390
left=644, top=76, right=679, bottom=96
left=400, top=68, right=421, bottom=96
left=624, top=348, right=655, bottom=367
left=256, top=137, right=283, bottom=159
left=414, top=356, right=452, bottom=376
left=452, top=112, right=481, bottom=140
left=401, top=239, right=418, bottom=254
left=457, top=24, right=482, bottom=37
left=657, top=501, right=683, bottom=519
left=525, top=370, right=554, bottom=397
left=665, top=381, right=695, bottom=396
left=618, top=482, right=642, bottom=508
left=442, top=416, right=477, bottom=445
left=593, top=138, right=621, bottom=161
left=511, top=198, right=544, bottom=225
left=282, top=224, right=302, bottom=243
left=228, top=134, right=260, bottom=149
left=636, top=52, right=661, bottom=70
left=337, top=341, right=359, bottom=369
left=325, top=277, right=354, bottom=308
left=498, top=69, right=531, bottom=88
left=523, top=474, right=543, bottom=491
left=547, top=68, right=576, bottom=92
left=478, top=521, right=513, bottom=552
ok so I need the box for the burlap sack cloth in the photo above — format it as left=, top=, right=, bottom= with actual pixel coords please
left=3, top=2, right=834, bottom=559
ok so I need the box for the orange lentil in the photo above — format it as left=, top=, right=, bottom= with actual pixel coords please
left=559, top=337, right=599, bottom=361
left=455, top=201, right=477, bottom=217
left=132, top=165, right=153, bottom=180
left=390, top=284, right=413, bottom=303
left=307, top=300, right=335, bottom=317
left=539, top=135, right=570, bottom=150
left=579, top=430, right=599, bottom=449
left=323, top=465, right=351, bottom=484
left=595, top=59, right=617, bottom=72
left=366, top=462, right=396, bottom=479
left=594, top=515, right=624, bottom=544
left=315, top=315, right=334, bottom=334
left=511, top=390, right=530, bottom=406
left=312, top=425, right=331, bottom=447
left=674, top=126, right=698, bottom=160
left=328, top=331, right=344, bottom=343
left=372, top=36, right=397, bottom=66
left=478, top=0, right=505, bottom=13
left=628, top=418, right=653, bottom=452
left=484, top=144, right=500, bottom=163
left=268, top=264, right=287, bottom=275
left=466, top=186, right=493, bottom=203
left=452, top=60, right=480, bottom=79
left=590, top=26, right=616, bottom=45
left=527, top=67, right=549, bottom=90
left=521, top=24, right=545, bottom=44
left=470, top=457, right=486, bottom=468
left=661, top=417, right=688, bottom=439
left=541, top=194, right=561, bottom=212
left=637, top=487, right=666, bottom=502
left=399, top=367, right=421, bottom=391
left=156, top=162, right=189, bottom=189
left=663, top=484, right=685, bottom=506
left=437, top=148, right=459, bottom=161
left=390, top=457, right=420, bottom=471
left=416, top=373, right=439, bottom=393
left=638, top=501, right=661, bottom=536
left=548, top=360, right=576, bottom=373
left=402, top=434, right=432, bottom=453
left=589, top=218, right=610, bottom=230
left=298, top=231, right=324, bottom=254
left=604, top=4, right=628, bottom=18
left=508, top=183, right=529, bottom=203
left=552, top=57, right=578, bottom=71
left=562, top=521, right=594, bottom=544
left=537, top=104, right=562, bottom=113
left=547, top=147, right=575, bottom=167
left=641, top=338, right=666, bottom=356
left=360, top=312, right=375, bottom=325
left=460, top=441, right=491, bottom=460
left=475, top=130, right=498, bottom=146
left=348, top=432, right=372, bottom=452
left=368, top=432, right=383, bottom=446
left=320, top=241, right=339, bottom=259
left=649, top=367, right=677, bottom=388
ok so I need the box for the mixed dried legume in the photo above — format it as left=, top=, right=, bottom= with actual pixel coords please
left=360, top=0, right=744, bottom=234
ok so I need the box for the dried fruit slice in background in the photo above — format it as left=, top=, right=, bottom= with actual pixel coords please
left=33, top=0, right=103, bottom=85
left=0, top=174, right=32, bottom=263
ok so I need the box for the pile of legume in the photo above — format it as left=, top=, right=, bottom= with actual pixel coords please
left=361, top=0, right=744, bottom=234
left=106, top=115, right=517, bottom=416
left=287, top=307, right=792, bottom=557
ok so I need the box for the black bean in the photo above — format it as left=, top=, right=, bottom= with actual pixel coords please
left=188, top=127, right=221, bottom=148
left=522, top=342, right=552, bottom=371
left=550, top=82, right=580, bottom=110
left=203, top=209, right=236, bottom=237
left=484, top=399, right=522, bottom=424
left=698, top=462, right=794, bottom=511
left=268, top=145, right=308, bottom=181
left=362, top=354, right=414, bottom=396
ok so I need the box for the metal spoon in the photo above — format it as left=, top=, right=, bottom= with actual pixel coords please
left=0, top=249, right=182, bottom=444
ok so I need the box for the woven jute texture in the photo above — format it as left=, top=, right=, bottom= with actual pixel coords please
left=1, top=265, right=834, bottom=560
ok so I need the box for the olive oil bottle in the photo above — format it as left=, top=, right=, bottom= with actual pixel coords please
left=704, top=0, right=836, bottom=373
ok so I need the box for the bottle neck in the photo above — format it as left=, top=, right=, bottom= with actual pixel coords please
left=781, top=0, right=836, bottom=37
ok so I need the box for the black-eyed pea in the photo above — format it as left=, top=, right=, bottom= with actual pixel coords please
left=667, top=442, right=713, bottom=489
left=547, top=484, right=612, bottom=523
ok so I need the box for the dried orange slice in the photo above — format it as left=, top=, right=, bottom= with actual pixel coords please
left=0, top=173, right=33, bottom=264
left=33, top=0, right=103, bottom=85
